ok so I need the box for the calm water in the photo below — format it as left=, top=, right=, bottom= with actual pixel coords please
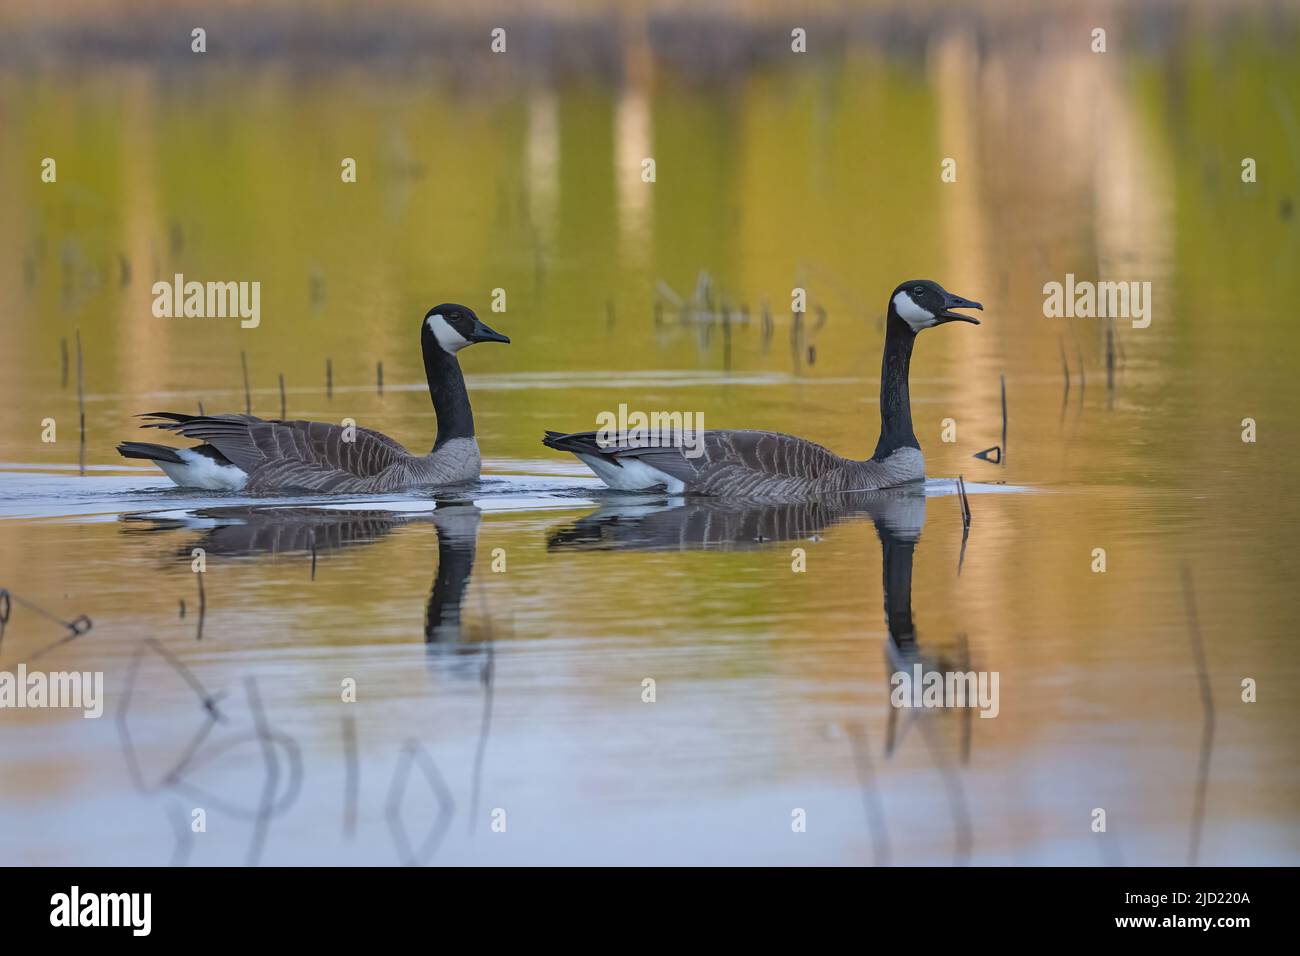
left=1, top=18, right=1299, bottom=865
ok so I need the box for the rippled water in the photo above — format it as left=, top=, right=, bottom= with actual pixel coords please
left=1, top=14, right=1298, bottom=865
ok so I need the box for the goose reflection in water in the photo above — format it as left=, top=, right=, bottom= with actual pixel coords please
left=120, top=500, right=493, bottom=861
left=120, top=500, right=488, bottom=657
left=548, top=488, right=978, bottom=863
left=547, top=488, right=967, bottom=696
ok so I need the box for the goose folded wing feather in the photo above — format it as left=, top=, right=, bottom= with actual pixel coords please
left=162, top=416, right=407, bottom=480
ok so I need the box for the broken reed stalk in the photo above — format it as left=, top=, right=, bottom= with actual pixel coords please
left=999, top=374, right=1007, bottom=462
left=326, top=358, right=333, bottom=400
left=240, top=350, right=251, bottom=415
left=195, top=572, right=206, bottom=641
left=377, top=361, right=383, bottom=397
left=75, top=330, right=85, bottom=476
left=278, top=373, right=286, bottom=420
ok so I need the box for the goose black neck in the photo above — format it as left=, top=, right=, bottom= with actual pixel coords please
left=876, top=521, right=917, bottom=650
left=423, top=340, right=475, bottom=451
left=871, top=312, right=919, bottom=460
left=425, top=525, right=475, bottom=645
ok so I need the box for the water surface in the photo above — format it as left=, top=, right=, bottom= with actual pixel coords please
left=1, top=16, right=1298, bottom=864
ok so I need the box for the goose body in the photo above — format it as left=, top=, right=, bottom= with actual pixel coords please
left=543, top=280, right=981, bottom=499
left=118, top=305, right=508, bottom=493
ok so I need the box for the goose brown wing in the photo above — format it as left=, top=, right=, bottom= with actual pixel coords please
left=545, top=428, right=844, bottom=483
left=140, top=413, right=410, bottom=481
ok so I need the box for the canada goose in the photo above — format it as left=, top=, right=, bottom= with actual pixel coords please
left=117, top=304, right=509, bottom=492
left=542, top=279, right=980, bottom=498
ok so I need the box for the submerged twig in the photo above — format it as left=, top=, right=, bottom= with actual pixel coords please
left=76, top=329, right=85, bottom=475
left=0, top=586, right=92, bottom=664
left=956, top=476, right=971, bottom=575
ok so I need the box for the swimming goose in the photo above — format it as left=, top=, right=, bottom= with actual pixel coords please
left=117, top=304, right=509, bottom=492
left=543, top=280, right=980, bottom=497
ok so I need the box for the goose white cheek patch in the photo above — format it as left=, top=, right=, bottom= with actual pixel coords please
left=427, top=314, right=471, bottom=352
left=892, top=291, right=935, bottom=331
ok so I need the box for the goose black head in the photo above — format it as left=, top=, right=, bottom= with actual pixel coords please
left=423, top=304, right=510, bottom=354
left=889, top=280, right=982, bottom=333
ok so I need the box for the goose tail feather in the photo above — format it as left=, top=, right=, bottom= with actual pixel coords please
left=542, top=430, right=619, bottom=464
left=116, top=441, right=187, bottom=464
